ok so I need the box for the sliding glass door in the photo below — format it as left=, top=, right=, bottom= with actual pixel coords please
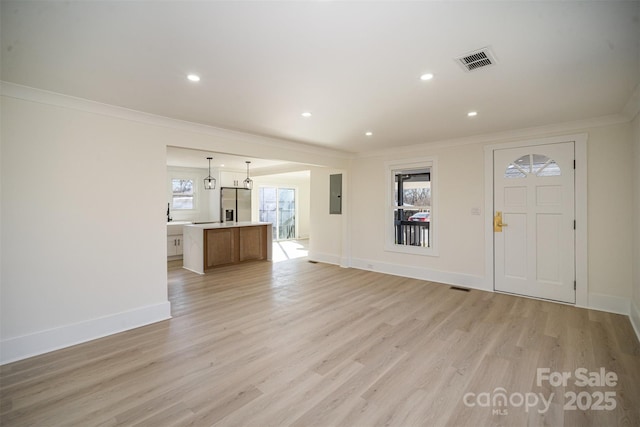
left=258, top=187, right=296, bottom=241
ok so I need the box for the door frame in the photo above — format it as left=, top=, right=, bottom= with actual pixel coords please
left=483, top=133, right=588, bottom=307
left=257, top=185, right=299, bottom=241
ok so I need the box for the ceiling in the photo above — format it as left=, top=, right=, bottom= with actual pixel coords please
left=166, top=146, right=297, bottom=171
left=2, top=1, right=639, bottom=154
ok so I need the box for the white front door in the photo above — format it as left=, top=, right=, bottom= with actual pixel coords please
left=494, top=142, right=575, bottom=303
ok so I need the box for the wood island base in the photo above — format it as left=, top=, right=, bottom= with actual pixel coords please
left=182, top=222, right=272, bottom=274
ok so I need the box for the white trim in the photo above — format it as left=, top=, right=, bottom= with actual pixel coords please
left=0, top=302, right=172, bottom=365
left=168, top=169, right=202, bottom=213
left=630, top=299, right=640, bottom=343
left=587, top=293, right=630, bottom=316
left=256, top=184, right=300, bottom=241
left=483, top=133, right=588, bottom=306
left=351, top=257, right=486, bottom=290
left=308, top=251, right=342, bottom=266
left=384, top=157, right=439, bottom=257
left=0, top=81, right=352, bottom=164
left=341, top=168, right=351, bottom=268
left=358, top=115, right=627, bottom=159
left=574, top=137, right=588, bottom=307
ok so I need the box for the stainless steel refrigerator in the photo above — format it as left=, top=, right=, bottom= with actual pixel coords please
left=221, top=187, right=251, bottom=222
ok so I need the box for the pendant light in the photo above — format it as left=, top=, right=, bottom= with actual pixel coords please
left=204, top=157, right=216, bottom=190
left=243, top=161, right=253, bottom=190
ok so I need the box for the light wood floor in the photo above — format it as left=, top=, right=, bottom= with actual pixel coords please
left=1, top=257, right=639, bottom=426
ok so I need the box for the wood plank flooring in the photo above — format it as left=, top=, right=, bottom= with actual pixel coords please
left=1, top=257, right=639, bottom=426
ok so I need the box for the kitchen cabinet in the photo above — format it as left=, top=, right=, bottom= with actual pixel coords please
left=167, top=221, right=190, bottom=259
left=220, top=171, right=247, bottom=188
left=205, top=228, right=237, bottom=267
left=167, top=235, right=183, bottom=257
left=182, top=222, right=272, bottom=273
left=238, top=226, right=267, bottom=262
left=204, top=225, right=267, bottom=268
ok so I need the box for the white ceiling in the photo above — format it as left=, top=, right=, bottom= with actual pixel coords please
left=166, top=146, right=296, bottom=171
left=2, top=1, right=639, bottom=154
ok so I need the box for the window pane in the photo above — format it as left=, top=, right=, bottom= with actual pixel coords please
left=393, top=167, right=431, bottom=248
left=513, top=155, right=531, bottom=173
left=505, top=164, right=527, bottom=179
left=531, top=154, right=551, bottom=174
left=172, top=179, right=194, bottom=209
left=259, top=187, right=277, bottom=238
left=504, top=154, right=561, bottom=178
left=536, top=160, right=561, bottom=177
left=278, top=188, right=295, bottom=240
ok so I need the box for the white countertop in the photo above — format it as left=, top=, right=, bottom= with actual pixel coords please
left=184, top=221, right=271, bottom=230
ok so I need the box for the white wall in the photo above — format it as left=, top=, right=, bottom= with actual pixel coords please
left=251, top=171, right=311, bottom=239
left=309, top=167, right=348, bottom=266
left=349, top=121, right=635, bottom=304
left=631, top=113, right=640, bottom=336
left=0, top=84, right=349, bottom=363
left=350, top=143, right=486, bottom=287
left=585, top=123, right=634, bottom=304
left=167, top=166, right=220, bottom=223
left=2, top=82, right=636, bottom=362
left=1, top=96, right=171, bottom=363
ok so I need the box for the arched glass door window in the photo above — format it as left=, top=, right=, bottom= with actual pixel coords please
left=504, top=154, right=561, bottom=179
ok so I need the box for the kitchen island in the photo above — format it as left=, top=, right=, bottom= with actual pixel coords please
left=182, top=222, right=272, bottom=274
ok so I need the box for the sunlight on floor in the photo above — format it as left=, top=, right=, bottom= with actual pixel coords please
left=272, top=240, right=309, bottom=263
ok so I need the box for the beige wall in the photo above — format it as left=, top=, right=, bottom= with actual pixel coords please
left=349, top=122, right=635, bottom=301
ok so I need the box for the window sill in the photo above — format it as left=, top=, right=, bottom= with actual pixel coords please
left=384, top=243, right=439, bottom=257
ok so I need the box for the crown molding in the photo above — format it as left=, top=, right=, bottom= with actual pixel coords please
left=4, top=81, right=634, bottom=162
left=0, top=81, right=353, bottom=162
left=356, top=113, right=631, bottom=159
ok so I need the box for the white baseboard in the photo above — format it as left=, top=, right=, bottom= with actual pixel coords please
left=587, top=292, right=630, bottom=315
left=350, top=257, right=488, bottom=291
left=0, top=302, right=172, bottom=365
left=308, top=251, right=342, bottom=266
left=630, top=299, right=640, bottom=343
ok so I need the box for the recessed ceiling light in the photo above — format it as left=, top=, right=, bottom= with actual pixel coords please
left=301, top=112, right=312, bottom=118
left=365, top=131, right=373, bottom=136
left=187, top=74, right=200, bottom=82
left=467, top=111, right=478, bottom=117
left=220, top=164, right=225, bottom=167
left=420, top=73, right=434, bottom=81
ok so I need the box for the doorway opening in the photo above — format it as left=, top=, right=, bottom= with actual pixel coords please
left=258, top=186, right=297, bottom=241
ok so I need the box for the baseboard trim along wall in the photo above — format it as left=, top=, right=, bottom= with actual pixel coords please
left=308, top=251, right=343, bottom=266
left=630, top=300, right=640, bottom=343
left=350, top=258, right=487, bottom=291
left=587, top=292, right=631, bottom=316
left=0, top=302, right=171, bottom=365
left=348, top=259, right=640, bottom=335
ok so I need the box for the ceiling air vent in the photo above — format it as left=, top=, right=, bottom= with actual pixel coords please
left=455, top=47, right=497, bottom=72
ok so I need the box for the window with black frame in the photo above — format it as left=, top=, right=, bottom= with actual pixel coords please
left=386, top=158, right=437, bottom=255
left=393, top=168, right=431, bottom=248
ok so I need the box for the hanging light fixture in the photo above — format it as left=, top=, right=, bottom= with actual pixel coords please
left=243, top=161, right=253, bottom=190
left=204, top=157, right=216, bottom=190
